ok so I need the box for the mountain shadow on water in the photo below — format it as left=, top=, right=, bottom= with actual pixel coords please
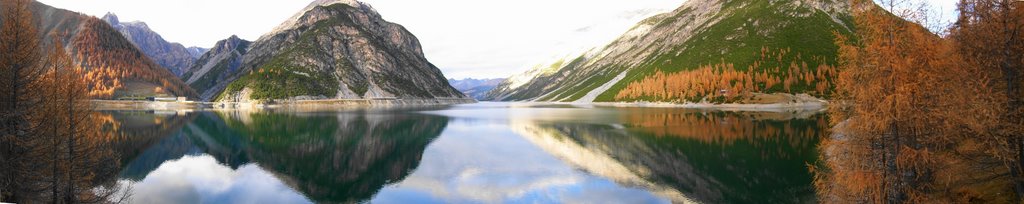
left=110, top=110, right=450, bottom=203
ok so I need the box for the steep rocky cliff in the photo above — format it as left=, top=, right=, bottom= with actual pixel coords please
left=213, top=0, right=467, bottom=102
left=182, top=35, right=251, bottom=101
left=102, top=13, right=198, bottom=76
left=486, top=0, right=854, bottom=102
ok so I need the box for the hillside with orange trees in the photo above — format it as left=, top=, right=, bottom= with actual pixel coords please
left=24, top=1, right=196, bottom=99
left=616, top=48, right=838, bottom=103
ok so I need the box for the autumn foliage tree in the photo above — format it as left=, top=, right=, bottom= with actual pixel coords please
left=0, top=0, right=48, bottom=201
left=1, top=0, right=126, bottom=202
left=950, top=0, right=1024, bottom=201
left=70, top=18, right=196, bottom=99
left=616, top=48, right=838, bottom=103
left=815, top=0, right=1008, bottom=203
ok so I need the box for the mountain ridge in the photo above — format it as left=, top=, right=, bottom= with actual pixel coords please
left=448, top=78, right=504, bottom=100
left=101, top=12, right=199, bottom=77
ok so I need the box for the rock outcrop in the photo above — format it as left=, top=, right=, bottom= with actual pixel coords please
left=182, top=35, right=251, bottom=101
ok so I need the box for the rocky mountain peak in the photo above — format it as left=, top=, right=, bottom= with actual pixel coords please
left=101, top=12, right=118, bottom=25
left=100, top=12, right=197, bottom=76
left=210, top=35, right=247, bottom=54
left=213, top=0, right=466, bottom=102
left=186, top=46, right=209, bottom=59
left=262, top=0, right=378, bottom=40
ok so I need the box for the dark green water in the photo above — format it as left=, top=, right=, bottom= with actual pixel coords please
left=103, top=103, right=828, bottom=204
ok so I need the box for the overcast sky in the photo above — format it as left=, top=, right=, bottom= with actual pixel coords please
left=36, top=0, right=959, bottom=79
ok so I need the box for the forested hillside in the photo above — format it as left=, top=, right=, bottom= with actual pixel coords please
left=24, top=1, right=196, bottom=99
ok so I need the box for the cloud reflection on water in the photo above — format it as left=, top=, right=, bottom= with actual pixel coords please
left=371, top=121, right=671, bottom=203
left=122, top=155, right=311, bottom=204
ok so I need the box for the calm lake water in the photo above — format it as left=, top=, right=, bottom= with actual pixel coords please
left=102, top=102, right=828, bottom=204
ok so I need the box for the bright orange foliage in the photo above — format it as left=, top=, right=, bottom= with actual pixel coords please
left=616, top=48, right=838, bottom=102
left=68, top=18, right=195, bottom=99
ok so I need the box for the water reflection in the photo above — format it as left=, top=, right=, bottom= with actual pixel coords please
left=506, top=108, right=826, bottom=203
left=121, top=155, right=309, bottom=204
left=370, top=122, right=670, bottom=203
left=110, top=110, right=449, bottom=203
left=103, top=104, right=827, bottom=204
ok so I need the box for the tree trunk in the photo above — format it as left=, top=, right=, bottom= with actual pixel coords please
left=1000, top=9, right=1023, bottom=198
left=51, top=118, right=59, bottom=203
left=1013, top=137, right=1024, bottom=202
left=885, top=122, right=905, bottom=204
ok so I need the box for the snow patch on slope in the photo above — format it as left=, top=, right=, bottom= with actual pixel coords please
left=186, top=52, right=235, bottom=84
left=574, top=71, right=628, bottom=103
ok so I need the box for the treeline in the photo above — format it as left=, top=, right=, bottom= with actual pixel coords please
left=616, top=47, right=838, bottom=103
left=814, top=0, right=1024, bottom=203
left=1, top=0, right=127, bottom=203
left=69, top=18, right=195, bottom=99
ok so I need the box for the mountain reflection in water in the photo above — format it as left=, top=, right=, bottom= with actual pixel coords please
left=102, top=103, right=827, bottom=204
left=110, top=110, right=447, bottom=203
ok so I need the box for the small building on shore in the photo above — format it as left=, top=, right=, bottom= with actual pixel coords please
left=148, top=96, right=188, bottom=102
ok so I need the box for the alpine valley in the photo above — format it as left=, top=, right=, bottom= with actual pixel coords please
left=5, top=0, right=1018, bottom=203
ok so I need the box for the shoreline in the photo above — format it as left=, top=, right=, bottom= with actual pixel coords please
left=513, top=93, right=830, bottom=112
left=92, top=98, right=478, bottom=111
left=590, top=100, right=827, bottom=112
left=92, top=94, right=828, bottom=112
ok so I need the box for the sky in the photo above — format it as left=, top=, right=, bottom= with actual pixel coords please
left=36, top=0, right=960, bottom=79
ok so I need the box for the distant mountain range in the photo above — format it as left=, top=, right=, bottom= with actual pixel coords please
left=102, top=13, right=203, bottom=76
left=448, top=78, right=504, bottom=100
left=486, top=0, right=854, bottom=103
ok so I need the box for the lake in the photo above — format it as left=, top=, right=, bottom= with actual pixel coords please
left=101, top=102, right=829, bottom=204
